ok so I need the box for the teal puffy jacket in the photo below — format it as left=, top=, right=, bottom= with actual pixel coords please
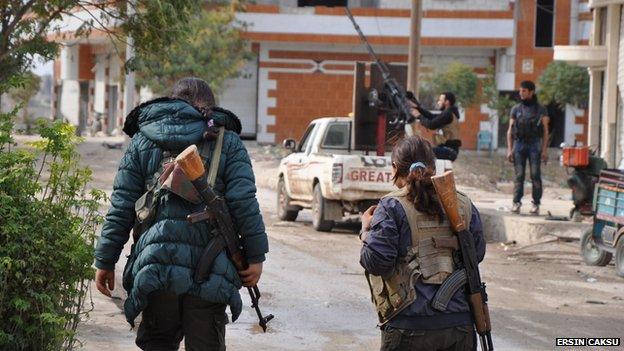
left=94, top=98, right=268, bottom=326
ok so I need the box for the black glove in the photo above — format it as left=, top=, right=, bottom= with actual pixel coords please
left=405, top=91, right=419, bottom=107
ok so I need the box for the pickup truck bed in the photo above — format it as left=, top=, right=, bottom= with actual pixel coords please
left=277, top=117, right=451, bottom=232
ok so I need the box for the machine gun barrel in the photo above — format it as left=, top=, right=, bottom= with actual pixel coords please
left=345, top=7, right=417, bottom=129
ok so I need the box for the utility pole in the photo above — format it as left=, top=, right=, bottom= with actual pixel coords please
left=406, top=0, right=422, bottom=136
left=407, top=0, right=421, bottom=94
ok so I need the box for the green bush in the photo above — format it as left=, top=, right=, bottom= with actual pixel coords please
left=482, top=66, right=516, bottom=124
left=0, top=111, right=105, bottom=350
left=538, top=61, right=589, bottom=108
left=420, top=62, right=480, bottom=108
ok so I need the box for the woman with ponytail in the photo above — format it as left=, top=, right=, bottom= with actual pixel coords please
left=359, top=136, right=486, bottom=351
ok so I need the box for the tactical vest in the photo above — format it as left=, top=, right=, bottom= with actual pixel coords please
left=512, top=103, right=544, bottom=141
left=365, top=186, right=472, bottom=325
left=433, top=112, right=460, bottom=146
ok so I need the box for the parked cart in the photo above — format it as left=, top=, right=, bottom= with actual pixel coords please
left=581, top=169, right=624, bottom=277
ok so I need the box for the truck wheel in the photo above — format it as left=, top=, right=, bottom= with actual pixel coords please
left=312, top=183, right=334, bottom=232
left=581, top=229, right=612, bottom=266
left=277, top=177, right=298, bottom=221
left=616, top=238, right=624, bottom=277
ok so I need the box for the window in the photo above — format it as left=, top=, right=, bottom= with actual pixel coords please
left=298, top=0, right=347, bottom=7
left=535, top=0, right=554, bottom=47
left=298, top=124, right=317, bottom=152
left=321, top=123, right=350, bottom=149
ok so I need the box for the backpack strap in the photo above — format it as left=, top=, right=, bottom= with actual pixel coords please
left=198, top=126, right=225, bottom=187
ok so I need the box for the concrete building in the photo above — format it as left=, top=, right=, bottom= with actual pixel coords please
left=555, top=0, right=624, bottom=168
left=51, top=0, right=593, bottom=149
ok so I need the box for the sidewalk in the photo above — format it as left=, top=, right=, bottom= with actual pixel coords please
left=246, top=143, right=590, bottom=248
left=460, top=185, right=591, bottom=246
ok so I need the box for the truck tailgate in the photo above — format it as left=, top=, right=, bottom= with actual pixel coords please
left=341, top=156, right=394, bottom=193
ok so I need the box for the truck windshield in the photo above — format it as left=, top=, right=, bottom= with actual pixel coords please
left=298, top=124, right=316, bottom=152
left=321, top=123, right=350, bottom=150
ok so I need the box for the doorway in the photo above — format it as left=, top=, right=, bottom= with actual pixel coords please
left=547, top=102, right=565, bottom=147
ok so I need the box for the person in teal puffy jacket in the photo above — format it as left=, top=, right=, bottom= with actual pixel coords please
left=93, top=77, right=269, bottom=350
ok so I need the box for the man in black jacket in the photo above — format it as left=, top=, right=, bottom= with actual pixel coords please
left=408, top=92, right=462, bottom=161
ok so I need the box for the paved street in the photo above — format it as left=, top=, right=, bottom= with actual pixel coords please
left=69, top=139, right=624, bottom=351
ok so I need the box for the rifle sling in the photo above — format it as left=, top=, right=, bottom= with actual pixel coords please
left=199, top=126, right=225, bottom=188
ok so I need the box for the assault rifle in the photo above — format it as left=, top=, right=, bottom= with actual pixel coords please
left=345, top=7, right=416, bottom=130
left=175, top=145, right=274, bottom=332
left=431, top=171, right=494, bottom=351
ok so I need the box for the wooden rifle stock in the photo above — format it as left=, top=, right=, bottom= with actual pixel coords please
left=469, top=292, right=488, bottom=333
left=431, top=171, right=466, bottom=232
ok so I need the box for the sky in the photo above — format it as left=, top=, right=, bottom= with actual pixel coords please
left=31, top=58, right=53, bottom=76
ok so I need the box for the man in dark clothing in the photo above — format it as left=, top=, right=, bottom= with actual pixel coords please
left=409, top=92, right=462, bottom=161
left=506, top=80, right=550, bottom=215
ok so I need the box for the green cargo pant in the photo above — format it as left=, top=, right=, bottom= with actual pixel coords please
left=135, top=291, right=228, bottom=351
left=380, top=325, right=476, bottom=351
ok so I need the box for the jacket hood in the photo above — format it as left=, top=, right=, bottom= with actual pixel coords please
left=123, top=98, right=243, bottom=152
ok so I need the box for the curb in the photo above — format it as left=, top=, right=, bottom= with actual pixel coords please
left=479, top=209, right=591, bottom=246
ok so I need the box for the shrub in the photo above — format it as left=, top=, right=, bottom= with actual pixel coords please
left=538, top=61, right=589, bottom=108
left=0, top=113, right=105, bottom=350
left=420, top=62, right=480, bottom=108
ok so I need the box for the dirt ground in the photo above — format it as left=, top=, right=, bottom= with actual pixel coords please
left=14, top=136, right=623, bottom=350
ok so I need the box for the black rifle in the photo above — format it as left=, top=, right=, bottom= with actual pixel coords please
left=176, top=147, right=274, bottom=332
left=345, top=7, right=417, bottom=130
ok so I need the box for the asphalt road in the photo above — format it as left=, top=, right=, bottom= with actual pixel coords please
left=78, top=186, right=624, bottom=351
left=67, top=139, right=624, bottom=351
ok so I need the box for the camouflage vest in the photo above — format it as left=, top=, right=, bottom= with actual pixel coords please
left=433, top=112, right=460, bottom=146
left=365, top=186, right=472, bottom=325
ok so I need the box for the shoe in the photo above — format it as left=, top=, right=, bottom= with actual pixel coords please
left=530, top=204, right=540, bottom=215
left=511, top=202, right=521, bottom=214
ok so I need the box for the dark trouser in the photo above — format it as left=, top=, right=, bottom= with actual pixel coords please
left=513, top=139, right=543, bottom=205
left=136, top=291, right=228, bottom=351
left=381, top=325, right=476, bottom=351
left=433, top=146, right=458, bottom=161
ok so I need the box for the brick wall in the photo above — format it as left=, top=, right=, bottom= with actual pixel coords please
left=575, top=108, right=589, bottom=144
left=267, top=71, right=354, bottom=143
left=78, top=44, right=95, bottom=81
left=261, top=49, right=489, bottom=149
left=515, top=0, right=572, bottom=85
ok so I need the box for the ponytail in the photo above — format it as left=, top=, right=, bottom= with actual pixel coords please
left=391, top=136, right=445, bottom=221
left=405, top=162, right=444, bottom=221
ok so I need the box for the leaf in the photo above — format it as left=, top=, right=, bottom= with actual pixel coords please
left=538, top=61, right=589, bottom=107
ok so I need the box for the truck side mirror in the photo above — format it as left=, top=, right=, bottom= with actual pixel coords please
left=282, top=138, right=296, bottom=151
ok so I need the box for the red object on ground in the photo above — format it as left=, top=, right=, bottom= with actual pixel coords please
left=563, top=146, right=589, bottom=167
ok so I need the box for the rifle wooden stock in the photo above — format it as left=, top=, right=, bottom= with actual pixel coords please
left=175, top=145, right=204, bottom=181
left=431, top=171, right=466, bottom=232
left=469, top=292, right=487, bottom=333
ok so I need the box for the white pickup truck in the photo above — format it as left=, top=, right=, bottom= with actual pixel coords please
left=276, top=117, right=452, bottom=232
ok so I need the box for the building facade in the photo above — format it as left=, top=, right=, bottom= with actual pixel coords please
left=51, top=0, right=592, bottom=149
left=555, top=0, right=624, bottom=168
